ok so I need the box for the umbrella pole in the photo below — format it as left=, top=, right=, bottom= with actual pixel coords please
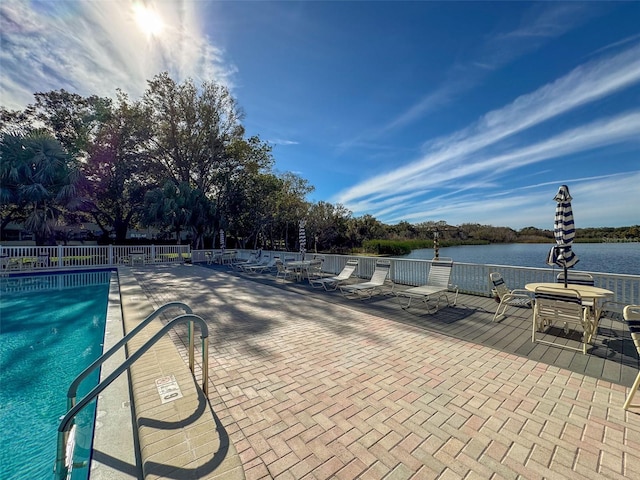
left=564, top=264, right=568, bottom=288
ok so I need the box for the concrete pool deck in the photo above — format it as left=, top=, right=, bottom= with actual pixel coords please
left=121, top=263, right=639, bottom=479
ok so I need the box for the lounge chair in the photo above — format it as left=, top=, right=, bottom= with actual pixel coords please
left=244, top=256, right=280, bottom=274
left=623, top=305, right=640, bottom=410
left=238, top=255, right=271, bottom=273
left=310, top=259, right=358, bottom=291
left=394, top=257, right=458, bottom=312
left=490, top=272, right=532, bottom=322
left=340, top=259, right=391, bottom=299
left=532, top=286, right=593, bottom=354
left=230, top=251, right=259, bottom=271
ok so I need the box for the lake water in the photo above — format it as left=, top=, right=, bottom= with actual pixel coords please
left=400, top=243, right=640, bottom=276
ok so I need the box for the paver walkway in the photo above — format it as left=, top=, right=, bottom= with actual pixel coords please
left=132, top=264, right=640, bottom=479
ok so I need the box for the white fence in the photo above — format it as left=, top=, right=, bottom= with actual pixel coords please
left=0, top=244, right=191, bottom=270
left=196, top=249, right=640, bottom=305
left=2, top=245, right=638, bottom=305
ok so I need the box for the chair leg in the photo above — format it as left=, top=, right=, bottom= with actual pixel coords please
left=493, top=300, right=508, bottom=322
left=623, top=371, right=640, bottom=410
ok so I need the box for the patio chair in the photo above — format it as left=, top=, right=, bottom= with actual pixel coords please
left=35, top=252, right=50, bottom=268
left=557, top=272, right=596, bottom=310
left=532, top=286, right=594, bottom=354
left=556, top=271, right=594, bottom=286
left=310, top=259, right=358, bottom=291
left=340, top=259, right=392, bottom=299
left=303, top=259, right=324, bottom=282
left=623, top=305, right=640, bottom=410
left=394, top=258, right=458, bottom=312
left=490, top=272, right=532, bottom=322
left=275, top=259, right=297, bottom=282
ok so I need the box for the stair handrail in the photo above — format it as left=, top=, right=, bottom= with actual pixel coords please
left=66, top=301, right=193, bottom=410
left=54, top=313, right=209, bottom=480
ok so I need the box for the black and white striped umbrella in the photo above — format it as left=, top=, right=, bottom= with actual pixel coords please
left=546, top=185, right=579, bottom=286
left=299, top=220, right=306, bottom=260
left=219, top=229, right=225, bottom=252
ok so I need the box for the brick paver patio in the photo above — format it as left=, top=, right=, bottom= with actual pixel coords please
left=131, top=264, right=640, bottom=479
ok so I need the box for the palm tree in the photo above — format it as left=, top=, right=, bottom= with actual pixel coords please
left=0, top=131, right=80, bottom=244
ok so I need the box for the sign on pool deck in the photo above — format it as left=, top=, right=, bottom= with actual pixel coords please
left=155, top=375, right=183, bottom=404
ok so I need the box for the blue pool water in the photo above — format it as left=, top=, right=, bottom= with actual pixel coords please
left=0, top=271, right=111, bottom=480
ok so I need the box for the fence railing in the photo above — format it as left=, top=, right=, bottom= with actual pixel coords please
left=0, top=244, right=191, bottom=271
left=200, top=249, right=640, bottom=305
left=3, top=245, right=638, bottom=305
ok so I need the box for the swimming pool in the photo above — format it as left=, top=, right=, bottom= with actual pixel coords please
left=0, top=271, right=112, bottom=480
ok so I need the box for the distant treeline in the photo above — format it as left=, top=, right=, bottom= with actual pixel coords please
left=360, top=224, right=639, bottom=256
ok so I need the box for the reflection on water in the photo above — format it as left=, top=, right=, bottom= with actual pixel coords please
left=401, top=243, right=640, bottom=275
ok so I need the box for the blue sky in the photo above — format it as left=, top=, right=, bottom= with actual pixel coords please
left=1, top=1, right=639, bottom=229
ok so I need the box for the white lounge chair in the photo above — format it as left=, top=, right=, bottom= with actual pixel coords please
left=238, top=255, right=271, bottom=273
left=244, top=256, right=280, bottom=274
left=490, top=272, right=532, bottom=322
left=340, top=260, right=391, bottom=299
left=310, top=259, right=358, bottom=291
left=230, top=251, right=259, bottom=271
left=394, top=258, right=458, bottom=312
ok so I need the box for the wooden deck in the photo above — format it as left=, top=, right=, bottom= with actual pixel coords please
left=224, top=266, right=639, bottom=388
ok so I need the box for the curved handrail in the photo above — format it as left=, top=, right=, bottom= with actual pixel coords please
left=66, top=301, right=193, bottom=409
left=54, top=313, right=209, bottom=480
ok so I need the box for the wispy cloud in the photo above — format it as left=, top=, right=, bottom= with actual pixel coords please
left=0, top=0, right=235, bottom=110
left=392, top=172, right=640, bottom=229
left=337, top=3, right=594, bottom=151
left=334, top=43, right=640, bottom=223
left=270, top=139, right=300, bottom=146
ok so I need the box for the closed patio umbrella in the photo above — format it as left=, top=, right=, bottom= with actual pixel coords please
left=299, top=220, right=306, bottom=260
left=546, top=185, right=579, bottom=287
left=219, top=229, right=225, bottom=252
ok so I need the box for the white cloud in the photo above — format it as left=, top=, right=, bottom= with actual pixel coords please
left=392, top=172, right=640, bottom=229
left=333, top=43, right=640, bottom=222
left=0, top=0, right=235, bottom=110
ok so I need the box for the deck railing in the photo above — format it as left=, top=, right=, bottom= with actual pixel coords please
left=0, top=244, right=191, bottom=271
left=199, top=249, right=640, bottom=305
left=2, top=245, right=638, bottom=304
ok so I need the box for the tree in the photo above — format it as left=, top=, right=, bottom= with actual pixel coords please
left=346, top=214, right=387, bottom=248
left=81, top=94, right=154, bottom=242
left=143, top=181, right=215, bottom=247
left=306, top=202, right=351, bottom=252
left=143, top=73, right=245, bottom=193
left=32, top=90, right=112, bottom=158
left=0, top=131, right=80, bottom=244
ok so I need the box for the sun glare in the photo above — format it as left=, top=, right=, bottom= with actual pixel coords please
left=133, top=4, right=164, bottom=36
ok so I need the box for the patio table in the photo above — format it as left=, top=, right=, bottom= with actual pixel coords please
left=525, top=282, right=614, bottom=340
left=285, top=260, right=317, bottom=282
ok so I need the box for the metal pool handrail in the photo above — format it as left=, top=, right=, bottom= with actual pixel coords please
left=54, top=312, right=209, bottom=480
left=66, top=301, right=193, bottom=410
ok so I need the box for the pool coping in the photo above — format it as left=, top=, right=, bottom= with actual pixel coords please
left=90, top=271, right=140, bottom=479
